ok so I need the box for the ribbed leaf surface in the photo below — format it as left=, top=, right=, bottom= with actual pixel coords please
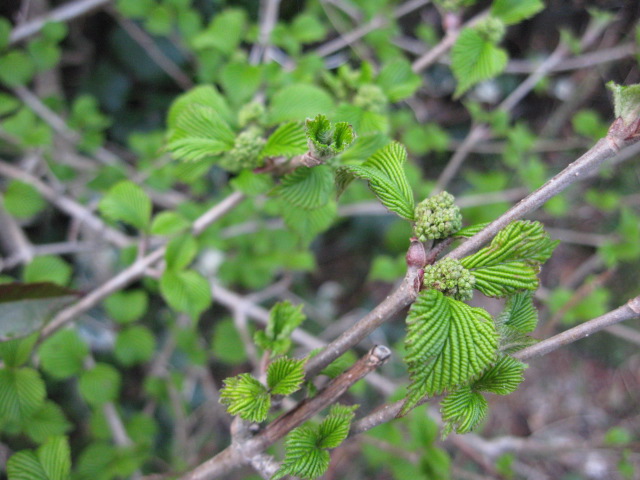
left=317, top=404, right=358, bottom=449
left=220, top=373, right=270, bottom=422
left=402, top=290, right=497, bottom=414
left=275, top=165, right=334, bottom=210
left=472, top=262, right=539, bottom=297
left=498, top=291, right=537, bottom=333
left=266, top=357, right=306, bottom=396
left=0, top=367, right=46, bottom=424
left=472, top=355, right=527, bottom=395
left=261, top=122, right=307, bottom=158
left=441, top=386, right=488, bottom=436
left=98, top=180, right=152, bottom=231
left=272, top=425, right=330, bottom=480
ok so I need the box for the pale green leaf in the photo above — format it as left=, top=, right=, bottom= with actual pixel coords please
left=272, top=425, right=331, bottom=480
left=261, top=122, right=307, bottom=158
left=0, top=51, right=35, bottom=87
left=497, top=291, right=537, bottom=333
left=39, top=329, right=88, bottom=379
left=3, top=180, right=46, bottom=219
left=275, top=165, right=334, bottom=210
left=165, top=234, right=198, bottom=271
left=472, top=261, right=539, bottom=297
left=0, top=367, right=46, bottom=424
left=451, top=27, right=508, bottom=98
left=78, top=363, right=121, bottom=406
left=317, top=404, right=358, bottom=449
left=167, top=104, right=235, bottom=162
left=230, top=170, right=275, bottom=196
left=114, top=326, right=156, bottom=366
left=268, top=84, right=335, bottom=124
left=341, top=142, right=415, bottom=220
left=212, top=318, right=247, bottom=365
left=254, top=301, right=306, bottom=356
left=491, top=0, right=544, bottom=25
left=472, top=355, right=526, bottom=395
left=103, top=289, right=148, bottom=324
left=98, top=180, right=152, bottom=231
left=220, top=60, right=262, bottom=105
left=291, top=14, right=327, bottom=44
left=23, top=402, right=71, bottom=444
left=150, top=211, right=190, bottom=236
left=37, top=436, right=71, bottom=480
left=159, top=269, right=212, bottom=318
left=23, top=256, right=72, bottom=286
left=441, top=386, right=488, bottom=436
left=266, top=357, right=306, bottom=395
left=191, top=9, right=246, bottom=55
left=282, top=200, right=337, bottom=244
left=454, top=222, right=489, bottom=238
left=167, top=85, right=233, bottom=128
left=376, top=58, right=421, bottom=102
left=402, top=290, right=497, bottom=414
left=220, top=373, right=270, bottom=422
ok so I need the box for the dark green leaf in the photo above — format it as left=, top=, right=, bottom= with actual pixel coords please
left=78, top=363, right=121, bottom=406
left=114, top=326, right=156, bottom=366
left=0, top=367, right=46, bottom=424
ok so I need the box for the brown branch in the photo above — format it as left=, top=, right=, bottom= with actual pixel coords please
left=179, top=345, right=391, bottom=480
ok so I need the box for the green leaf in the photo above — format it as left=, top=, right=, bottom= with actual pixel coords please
left=191, top=9, right=246, bottom=55
left=472, top=355, right=526, bottom=395
left=3, top=180, right=46, bottom=218
left=0, top=367, right=46, bottom=424
left=230, top=170, right=275, bottom=196
left=167, top=104, right=235, bottom=162
left=167, top=85, right=233, bottom=129
left=23, top=402, right=71, bottom=444
left=37, top=436, right=71, bottom=480
left=317, top=404, right=358, bottom=449
left=497, top=291, right=537, bottom=333
left=254, top=301, right=306, bottom=356
left=98, top=180, right=152, bottom=231
left=23, top=256, right=72, bottom=286
left=160, top=269, right=212, bottom=318
left=7, top=451, right=48, bottom=480
left=454, top=222, right=490, bottom=238
left=0, top=332, right=39, bottom=368
left=607, top=81, right=640, bottom=126
left=451, top=27, right=508, bottom=98
left=266, top=357, right=306, bottom=395
left=471, top=261, right=539, bottom=297
left=272, top=425, right=331, bottom=480
left=268, top=84, right=335, bottom=124
left=165, top=234, right=198, bottom=271
left=219, top=373, right=270, bottom=422
left=281, top=200, right=337, bottom=244
left=38, top=329, right=88, bottom=379
left=440, top=386, right=488, bottom=436
left=305, top=114, right=356, bottom=160
left=402, top=290, right=497, bottom=414
left=0, top=18, right=11, bottom=49
left=78, top=363, right=121, bottom=406
left=0, top=51, right=35, bottom=87
left=261, top=122, right=307, bottom=158
left=150, top=211, right=190, bottom=235
left=220, top=60, right=262, bottom=105
left=291, top=14, right=327, bottom=44
left=114, top=326, right=156, bottom=366
left=212, top=318, right=248, bottom=365
left=376, top=58, right=421, bottom=102
left=339, top=142, right=415, bottom=220
left=103, top=289, right=149, bottom=324
left=491, top=0, right=544, bottom=25
left=274, top=165, right=334, bottom=210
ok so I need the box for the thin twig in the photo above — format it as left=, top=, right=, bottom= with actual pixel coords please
left=250, top=0, right=282, bottom=65
left=9, top=0, right=112, bottom=45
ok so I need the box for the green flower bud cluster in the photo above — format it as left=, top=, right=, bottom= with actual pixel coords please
left=474, top=17, right=506, bottom=44
left=238, top=101, right=267, bottom=128
left=423, top=257, right=475, bottom=301
left=219, top=127, right=265, bottom=172
left=413, top=191, right=462, bottom=241
left=354, top=84, right=388, bottom=113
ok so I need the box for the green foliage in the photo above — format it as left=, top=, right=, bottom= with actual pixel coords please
left=103, top=289, right=149, bottom=324
left=337, top=142, right=415, bottom=220
left=254, top=301, right=306, bottom=356
left=219, top=373, right=270, bottom=422
left=305, top=114, right=355, bottom=161
left=451, top=25, right=508, bottom=98
left=98, top=180, right=152, bottom=231
left=7, top=436, right=71, bottom=480
left=159, top=269, right=212, bottom=318
left=413, top=191, right=462, bottom=241
left=114, top=326, right=156, bottom=366
left=460, top=221, right=558, bottom=297
left=269, top=84, right=335, bottom=124
left=0, top=367, right=46, bottom=425
left=165, top=234, right=198, bottom=271
left=212, top=318, right=248, bottom=365
left=491, top=0, right=544, bottom=25
left=0, top=333, right=39, bottom=368
left=266, top=357, right=306, bottom=395
left=402, top=290, right=497, bottom=414
left=0, top=51, right=35, bottom=87
left=261, top=122, right=307, bottom=158
left=3, top=180, right=46, bottom=218
left=23, top=256, right=72, bottom=286
left=275, top=165, right=334, bottom=210
left=78, top=363, right=121, bottom=406
left=150, top=211, right=190, bottom=235
left=273, top=404, right=358, bottom=480
left=38, top=330, right=88, bottom=379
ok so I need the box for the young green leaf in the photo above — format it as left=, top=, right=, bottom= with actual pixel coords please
left=167, top=85, right=233, bottom=129
left=23, top=401, right=71, bottom=444
left=491, top=0, right=544, bottom=25
left=376, top=58, right=421, bottom=102
left=451, top=26, right=508, bottom=98
left=274, top=165, right=334, bottom=210
left=272, top=425, right=331, bottom=480
left=0, top=367, right=46, bottom=425
left=3, top=180, right=46, bottom=219
left=261, top=122, right=307, bottom=158
left=167, top=105, right=235, bottom=162
left=281, top=200, right=337, bottom=245
left=219, top=60, right=262, bottom=106
left=98, top=180, right=152, bottom=231
left=497, top=291, right=537, bottom=333
left=7, top=451, right=49, bottom=480
left=219, top=373, right=270, bottom=422
left=472, top=355, right=527, bottom=395
left=39, top=329, right=88, bottom=379
left=402, top=290, right=497, bottom=414
left=150, top=211, right=190, bottom=236
left=230, top=170, right=275, bottom=196
left=191, top=8, right=247, bottom=56
left=266, top=357, right=306, bottom=395
left=114, top=326, right=156, bottom=366
left=440, top=386, right=488, bottom=436
left=164, top=234, right=198, bottom=271
left=471, top=261, right=539, bottom=297
left=7, top=435, right=71, bottom=480
left=254, top=301, right=306, bottom=356
left=305, top=114, right=355, bottom=160
left=316, top=404, right=358, bottom=449
left=78, top=363, right=121, bottom=406
left=103, top=289, right=149, bottom=324
left=159, top=269, right=212, bottom=318
left=0, top=332, right=39, bottom=368
left=338, top=142, right=415, bottom=220
left=268, top=84, right=335, bottom=124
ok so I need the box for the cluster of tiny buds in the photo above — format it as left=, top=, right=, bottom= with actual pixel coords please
left=413, top=191, right=462, bottom=241
left=422, top=257, right=475, bottom=301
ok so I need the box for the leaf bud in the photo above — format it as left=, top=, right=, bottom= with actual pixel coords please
left=354, top=84, right=388, bottom=114
left=423, top=257, right=475, bottom=301
left=413, top=191, right=462, bottom=241
left=219, top=127, right=266, bottom=172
